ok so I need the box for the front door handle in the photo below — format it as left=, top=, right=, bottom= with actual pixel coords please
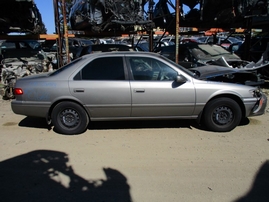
left=134, top=89, right=145, bottom=93
left=74, top=88, right=85, bottom=93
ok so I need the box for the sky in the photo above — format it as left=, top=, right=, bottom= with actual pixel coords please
left=34, top=0, right=192, bottom=34
left=35, top=0, right=55, bottom=34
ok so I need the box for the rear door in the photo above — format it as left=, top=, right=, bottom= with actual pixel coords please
left=69, top=56, right=132, bottom=119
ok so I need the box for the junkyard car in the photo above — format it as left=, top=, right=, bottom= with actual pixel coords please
left=0, top=40, right=42, bottom=63
left=157, top=43, right=269, bottom=82
left=189, top=65, right=265, bottom=87
left=11, top=52, right=267, bottom=135
left=196, top=36, right=243, bottom=50
left=157, top=43, right=248, bottom=68
left=79, top=44, right=135, bottom=57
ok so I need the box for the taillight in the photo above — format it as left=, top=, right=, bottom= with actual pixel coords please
left=14, top=88, right=23, bottom=95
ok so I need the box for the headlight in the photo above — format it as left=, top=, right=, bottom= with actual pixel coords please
left=250, top=88, right=262, bottom=98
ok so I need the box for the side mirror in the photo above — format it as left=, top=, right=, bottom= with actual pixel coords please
left=176, top=74, right=187, bottom=83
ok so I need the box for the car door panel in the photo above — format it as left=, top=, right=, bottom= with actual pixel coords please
left=127, top=55, right=196, bottom=117
left=69, top=56, right=132, bottom=119
left=130, top=81, right=195, bottom=117
left=69, top=80, right=132, bottom=118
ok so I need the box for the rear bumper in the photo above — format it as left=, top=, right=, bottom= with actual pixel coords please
left=11, top=100, right=50, bottom=118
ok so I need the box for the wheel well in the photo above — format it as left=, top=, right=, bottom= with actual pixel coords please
left=198, top=94, right=246, bottom=123
left=47, top=99, right=90, bottom=121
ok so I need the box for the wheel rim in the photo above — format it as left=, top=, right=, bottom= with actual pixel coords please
left=59, top=108, right=80, bottom=128
left=212, top=106, right=233, bottom=125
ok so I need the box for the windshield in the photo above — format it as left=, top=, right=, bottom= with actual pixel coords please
left=190, top=44, right=233, bottom=59
left=160, top=54, right=195, bottom=77
left=50, top=57, right=83, bottom=76
left=137, top=43, right=149, bottom=52
left=226, top=37, right=241, bottom=43
left=27, top=40, right=41, bottom=50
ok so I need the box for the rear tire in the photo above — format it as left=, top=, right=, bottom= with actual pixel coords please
left=51, top=101, right=89, bottom=135
left=203, top=98, right=242, bottom=132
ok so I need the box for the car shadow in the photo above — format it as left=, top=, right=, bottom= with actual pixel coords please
left=18, top=116, right=251, bottom=133
left=88, top=119, right=201, bottom=130
left=19, top=116, right=51, bottom=130
left=239, top=117, right=250, bottom=125
left=88, top=118, right=250, bottom=131
left=18, top=117, right=201, bottom=131
left=0, top=150, right=132, bottom=202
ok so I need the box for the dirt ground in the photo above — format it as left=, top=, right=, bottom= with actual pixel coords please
left=0, top=91, right=269, bottom=202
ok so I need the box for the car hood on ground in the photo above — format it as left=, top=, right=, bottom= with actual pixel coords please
left=189, top=65, right=264, bottom=86
left=189, top=44, right=241, bottom=61
left=190, top=65, right=254, bottom=79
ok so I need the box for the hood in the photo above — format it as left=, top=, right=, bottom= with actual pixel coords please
left=189, top=44, right=242, bottom=61
left=190, top=65, right=251, bottom=79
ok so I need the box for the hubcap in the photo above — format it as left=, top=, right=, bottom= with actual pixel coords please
left=59, top=109, right=80, bottom=128
left=213, top=106, right=233, bottom=125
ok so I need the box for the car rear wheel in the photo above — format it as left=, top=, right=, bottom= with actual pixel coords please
left=51, top=101, right=89, bottom=135
left=203, top=98, right=242, bottom=132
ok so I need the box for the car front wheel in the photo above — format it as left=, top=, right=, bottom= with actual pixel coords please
left=51, top=101, right=89, bottom=135
left=203, top=98, right=242, bottom=132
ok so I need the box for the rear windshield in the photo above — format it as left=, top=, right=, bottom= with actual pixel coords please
left=50, top=57, right=83, bottom=76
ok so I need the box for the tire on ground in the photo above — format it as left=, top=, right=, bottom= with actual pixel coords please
left=51, top=101, right=89, bottom=135
left=202, top=97, right=242, bottom=132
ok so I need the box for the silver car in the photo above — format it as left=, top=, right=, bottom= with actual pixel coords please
left=11, top=52, right=267, bottom=135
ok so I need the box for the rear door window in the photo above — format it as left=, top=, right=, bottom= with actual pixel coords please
left=81, top=57, right=125, bottom=80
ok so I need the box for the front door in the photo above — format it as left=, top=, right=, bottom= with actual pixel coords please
left=127, top=56, right=196, bottom=117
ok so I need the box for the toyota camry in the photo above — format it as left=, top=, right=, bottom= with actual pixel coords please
left=11, top=52, right=267, bottom=135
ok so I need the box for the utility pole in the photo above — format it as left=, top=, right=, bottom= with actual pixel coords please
left=53, top=0, right=63, bottom=67
left=175, top=0, right=180, bottom=64
left=61, top=0, right=70, bottom=64
left=148, top=0, right=154, bottom=52
left=53, top=0, right=70, bottom=67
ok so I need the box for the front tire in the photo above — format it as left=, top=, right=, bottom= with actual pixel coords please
left=203, top=98, right=242, bottom=132
left=51, top=101, right=89, bottom=135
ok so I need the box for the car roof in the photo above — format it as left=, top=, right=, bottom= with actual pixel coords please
left=91, top=44, right=134, bottom=51
left=81, top=51, right=160, bottom=58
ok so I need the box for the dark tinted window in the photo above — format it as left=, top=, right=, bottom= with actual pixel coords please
left=82, top=57, right=125, bottom=80
left=1, top=41, right=16, bottom=49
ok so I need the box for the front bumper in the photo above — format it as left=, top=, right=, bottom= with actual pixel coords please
left=249, top=93, right=267, bottom=117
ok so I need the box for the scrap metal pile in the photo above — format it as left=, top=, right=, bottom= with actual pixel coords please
left=0, top=53, right=55, bottom=100
left=154, top=0, right=269, bottom=32
left=0, top=0, right=45, bottom=34
left=68, top=0, right=269, bottom=33
left=68, top=0, right=154, bottom=32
